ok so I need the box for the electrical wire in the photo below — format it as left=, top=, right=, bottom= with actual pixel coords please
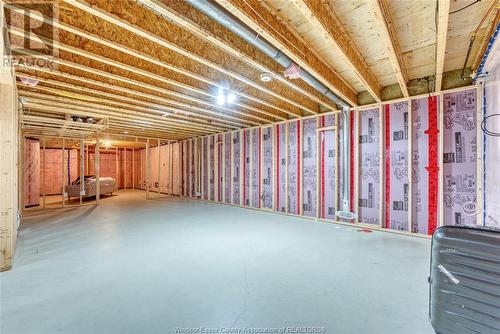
left=481, top=114, right=500, bottom=137
left=450, top=0, right=481, bottom=15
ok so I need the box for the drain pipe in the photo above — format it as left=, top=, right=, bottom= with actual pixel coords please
left=183, top=0, right=350, bottom=110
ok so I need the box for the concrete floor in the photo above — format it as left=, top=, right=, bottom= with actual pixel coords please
left=1, top=190, right=434, bottom=334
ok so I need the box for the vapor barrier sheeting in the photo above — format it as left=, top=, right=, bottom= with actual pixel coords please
left=251, top=128, right=260, bottom=208
left=244, top=129, right=250, bottom=206
left=302, top=117, right=317, bottom=217
left=443, top=89, right=478, bottom=227
left=209, top=136, right=215, bottom=201
left=358, top=108, right=380, bottom=225
left=276, top=123, right=286, bottom=213
left=202, top=137, right=208, bottom=200
left=411, top=97, right=439, bottom=234
left=233, top=131, right=241, bottom=205
left=385, top=102, right=409, bottom=231
left=224, top=132, right=231, bottom=204
left=262, top=127, right=273, bottom=209
left=287, top=120, right=300, bottom=214
left=319, top=114, right=336, bottom=220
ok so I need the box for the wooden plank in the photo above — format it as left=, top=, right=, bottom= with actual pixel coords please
left=57, top=1, right=301, bottom=118
left=294, top=0, right=382, bottom=102
left=146, top=139, right=150, bottom=199
left=43, top=138, right=46, bottom=208
left=140, top=0, right=337, bottom=112
left=372, top=0, right=409, bottom=97
left=435, top=0, right=451, bottom=92
left=80, top=139, right=84, bottom=205
left=214, top=0, right=358, bottom=106
left=95, top=135, right=101, bottom=204
left=61, top=138, right=65, bottom=207
left=158, top=140, right=161, bottom=197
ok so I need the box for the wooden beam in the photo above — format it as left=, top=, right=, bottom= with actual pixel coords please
left=6, top=4, right=289, bottom=121
left=61, top=138, right=65, bottom=207
left=293, top=0, right=382, bottom=101
left=80, top=139, right=84, bottom=205
left=213, top=0, right=358, bottom=106
left=435, top=0, right=451, bottom=92
left=54, top=1, right=306, bottom=118
left=19, top=91, right=223, bottom=136
left=157, top=140, right=161, bottom=197
left=95, top=134, right=100, bottom=204
left=9, top=29, right=269, bottom=125
left=372, top=0, right=409, bottom=97
left=17, top=74, right=233, bottom=131
left=146, top=138, right=150, bottom=199
left=140, top=0, right=337, bottom=112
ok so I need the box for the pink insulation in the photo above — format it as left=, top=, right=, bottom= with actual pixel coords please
left=24, top=139, right=40, bottom=207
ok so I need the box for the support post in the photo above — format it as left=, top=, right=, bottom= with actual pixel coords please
left=157, top=139, right=161, bottom=197
left=132, top=148, right=135, bottom=190
left=115, top=147, right=118, bottom=189
left=19, top=132, right=24, bottom=212
left=95, top=135, right=100, bottom=204
left=124, top=148, right=127, bottom=190
left=61, top=138, right=65, bottom=207
left=43, top=138, right=46, bottom=209
left=80, top=139, right=84, bottom=205
left=146, top=139, right=150, bottom=199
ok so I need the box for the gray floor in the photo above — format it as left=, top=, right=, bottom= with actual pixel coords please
left=1, top=190, right=434, bottom=334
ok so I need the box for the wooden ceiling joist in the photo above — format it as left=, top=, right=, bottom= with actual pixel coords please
left=137, top=0, right=338, bottom=112
left=5, top=5, right=287, bottom=122
left=435, top=0, right=451, bottom=92
left=213, top=0, right=358, bottom=106
left=17, top=76, right=235, bottom=132
left=61, top=0, right=309, bottom=118
left=292, top=0, right=382, bottom=102
left=15, top=64, right=254, bottom=129
left=372, top=0, right=409, bottom=97
left=19, top=92, right=218, bottom=137
left=9, top=28, right=270, bottom=125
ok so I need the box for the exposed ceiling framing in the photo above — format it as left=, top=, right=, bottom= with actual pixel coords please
left=4, top=0, right=497, bottom=143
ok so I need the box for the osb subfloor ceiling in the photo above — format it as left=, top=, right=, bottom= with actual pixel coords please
left=5, top=0, right=499, bottom=142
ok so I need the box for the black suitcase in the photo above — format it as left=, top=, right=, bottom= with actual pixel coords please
left=429, top=226, right=500, bottom=334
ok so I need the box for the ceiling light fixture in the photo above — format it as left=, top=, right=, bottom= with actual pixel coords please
left=217, top=88, right=226, bottom=105
left=227, top=92, right=236, bottom=104
left=260, top=72, right=273, bottom=82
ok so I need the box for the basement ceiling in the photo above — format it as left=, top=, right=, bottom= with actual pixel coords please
left=5, top=0, right=498, bottom=141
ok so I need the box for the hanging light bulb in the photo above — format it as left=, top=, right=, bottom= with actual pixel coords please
left=217, top=88, right=226, bottom=105
left=227, top=92, right=236, bottom=104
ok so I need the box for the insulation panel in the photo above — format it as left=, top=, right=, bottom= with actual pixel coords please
left=287, top=120, right=300, bottom=214
left=262, top=126, right=273, bottom=210
left=411, top=97, right=439, bottom=234
left=207, top=136, right=214, bottom=200
left=302, top=117, right=317, bottom=217
left=443, top=89, right=478, bottom=226
left=319, top=114, right=337, bottom=220
left=251, top=128, right=260, bottom=208
left=224, top=133, right=231, bottom=204
left=24, top=139, right=40, bottom=207
left=358, top=109, right=380, bottom=225
left=244, top=129, right=250, bottom=206
left=232, top=131, right=241, bottom=205
left=276, top=123, right=286, bottom=213
left=385, top=102, right=409, bottom=231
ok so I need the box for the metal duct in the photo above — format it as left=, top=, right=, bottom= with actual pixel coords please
left=342, top=106, right=351, bottom=211
left=184, top=0, right=350, bottom=110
